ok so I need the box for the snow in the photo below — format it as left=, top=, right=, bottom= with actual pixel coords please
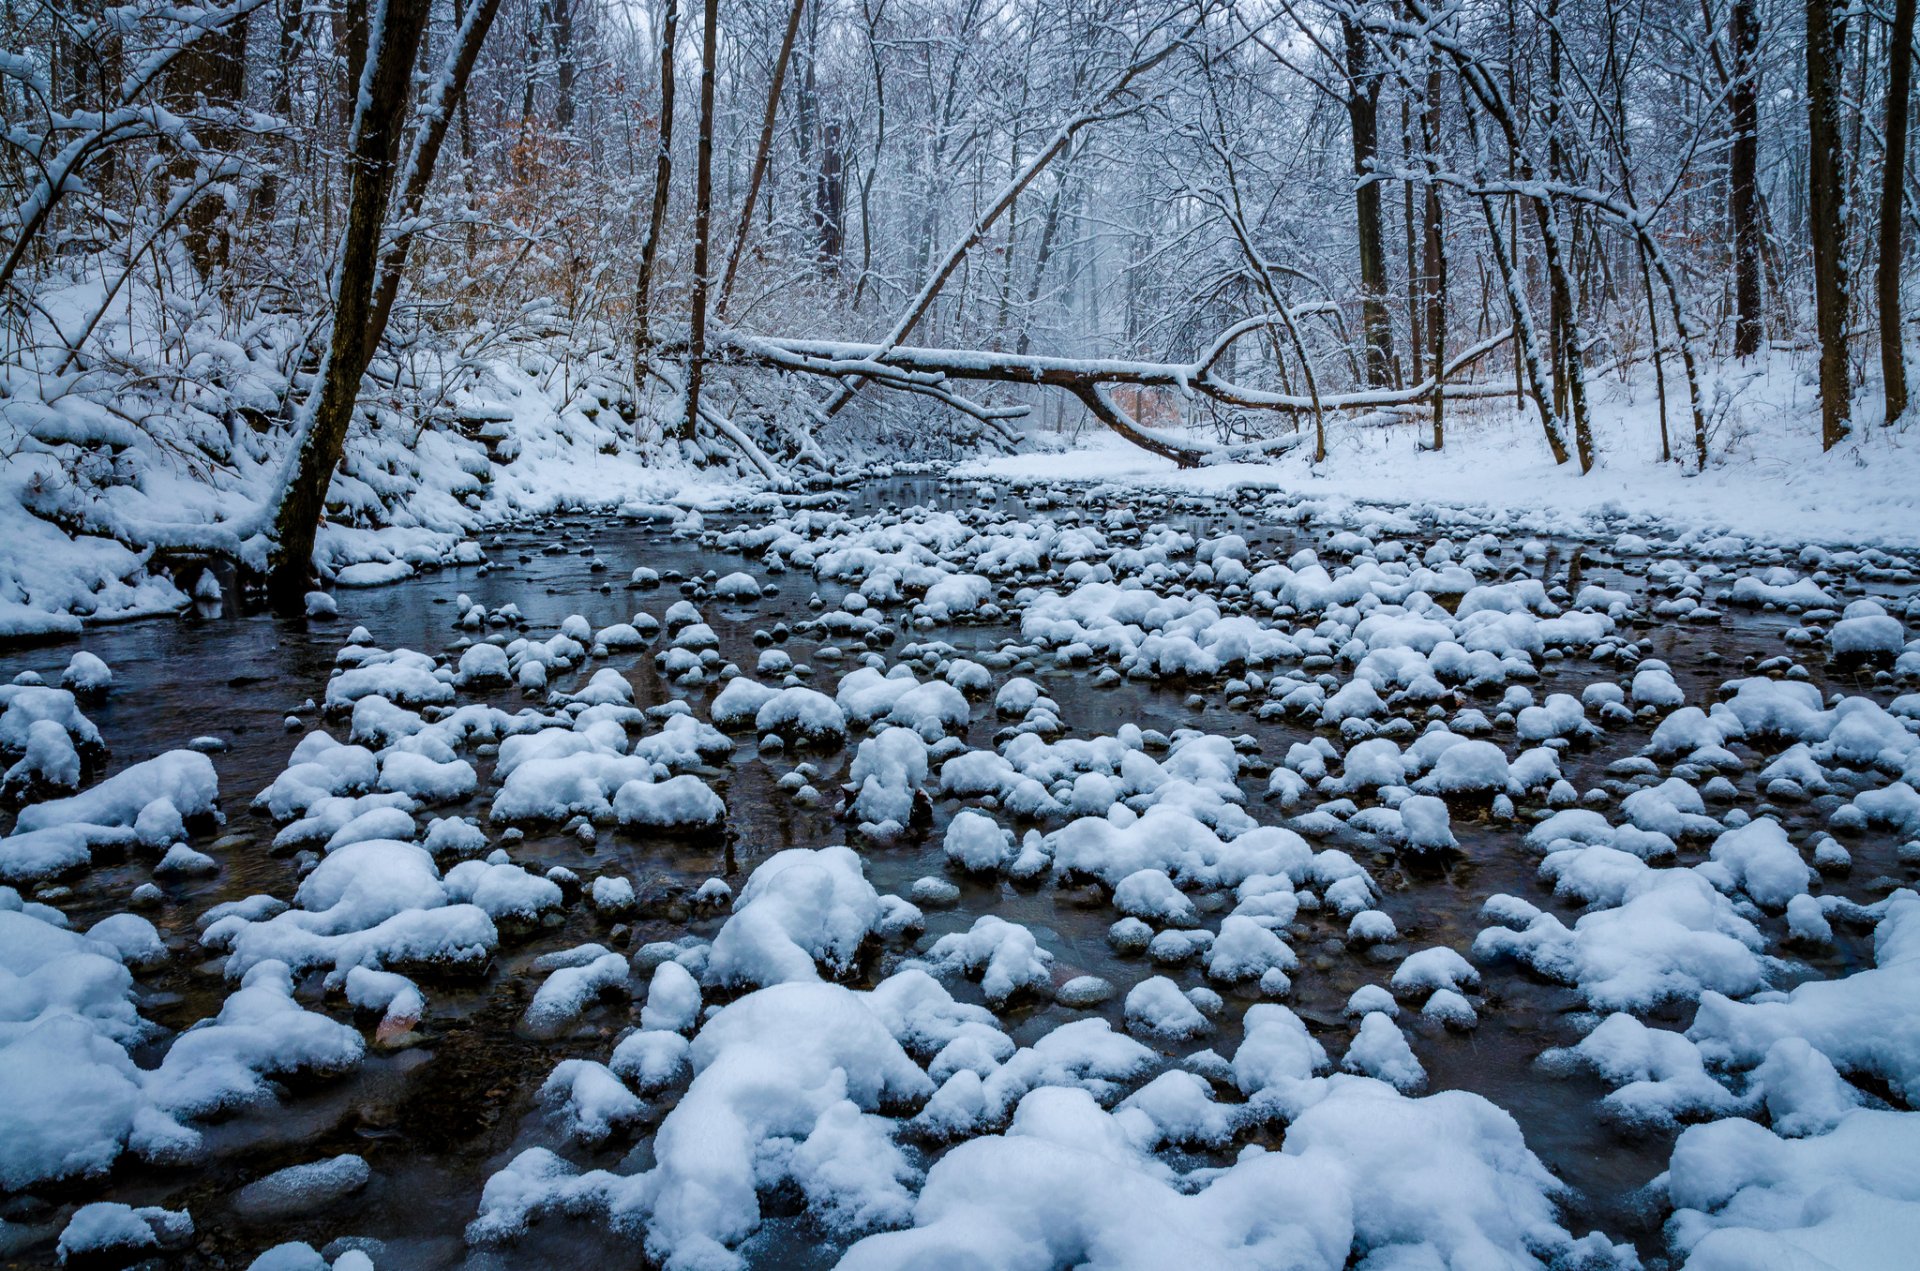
left=613, top=773, right=726, bottom=830
left=641, top=960, right=703, bottom=1033
left=524, top=952, right=630, bottom=1037
left=1341, top=1012, right=1426, bottom=1091
left=919, top=915, right=1055, bottom=1005
left=540, top=1059, right=646, bottom=1145
left=14, top=749, right=217, bottom=835
left=231, top=1155, right=372, bottom=1219
left=944, top=808, right=1014, bottom=872
left=59, top=652, right=112, bottom=694
left=954, top=378, right=1920, bottom=554
left=1705, top=817, right=1814, bottom=910
left=706, top=847, right=884, bottom=988
left=472, top=979, right=933, bottom=1263
left=848, top=726, right=930, bottom=833
left=56, top=1202, right=191, bottom=1263
left=1474, top=851, right=1776, bottom=1010
left=1667, top=1110, right=1920, bottom=1270
left=1123, top=975, right=1212, bottom=1040
left=9, top=435, right=1920, bottom=1267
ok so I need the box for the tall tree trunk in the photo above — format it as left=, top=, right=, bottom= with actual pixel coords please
left=717, top=0, right=807, bottom=317
left=368, top=0, right=506, bottom=336
left=553, top=0, right=575, bottom=130
left=337, top=0, right=368, bottom=135
left=1639, top=242, right=1672, bottom=461
left=1403, top=91, right=1422, bottom=384
left=1343, top=13, right=1395, bottom=386
left=1807, top=0, right=1852, bottom=448
left=1421, top=62, right=1446, bottom=450
left=1015, top=166, right=1073, bottom=356
left=1443, top=33, right=1595, bottom=470
left=632, top=0, right=680, bottom=385
left=817, top=120, right=845, bottom=271
left=852, top=0, right=890, bottom=312
left=1451, top=67, right=1571, bottom=464
left=269, top=0, right=434, bottom=601
left=1881, top=0, right=1915, bottom=422
left=680, top=0, right=720, bottom=443
left=167, top=9, right=247, bottom=278
left=257, top=0, right=305, bottom=221
left=1730, top=0, right=1763, bottom=357
left=1546, top=0, right=1568, bottom=420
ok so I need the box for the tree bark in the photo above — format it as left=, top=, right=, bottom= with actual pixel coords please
left=680, top=0, right=720, bottom=443
left=1420, top=61, right=1446, bottom=450
left=166, top=6, right=247, bottom=278
left=632, top=0, right=681, bottom=385
left=1404, top=91, right=1422, bottom=385
left=1730, top=0, right=1763, bottom=357
left=817, top=120, right=845, bottom=271
left=1881, top=0, right=1915, bottom=422
left=553, top=0, right=575, bottom=130
left=338, top=0, right=368, bottom=133
left=1807, top=0, right=1852, bottom=448
left=268, top=0, right=434, bottom=601
left=368, top=0, right=506, bottom=337
left=1343, top=13, right=1395, bottom=386
left=716, top=0, right=807, bottom=317
left=701, top=327, right=1514, bottom=468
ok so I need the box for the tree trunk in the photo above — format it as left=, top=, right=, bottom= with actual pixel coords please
left=680, top=0, right=720, bottom=443
left=553, top=0, right=575, bottom=130
left=268, top=0, right=433, bottom=601
left=632, top=0, right=681, bottom=384
left=166, top=8, right=247, bottom=278
left=1730, top=0, right=1763, bottom=357
left=1639, top=242, right=1672, bottom=461
left=716, top=0, right=807, bottom=317
left=1880, top=0, right=1915, bottom=422
left=368, top=0, right=506, bottom=337
left=1343, top=13, right=1395, bottom=386
left=1015, top=169, right=1072, bottom=356
left=1403, top=91, right=1422, bottom=385
left=335, top=0, right=368, bottom=134
left=1807, top=0, right=1852, bottom=448
left=817, top=120, right=845, bottom=271
left=255, top=0, right=304, bottom=221
left=1421, top=63, right=1446, bottom=450
left=520, top=0, right=547, bottom=132
left=1546, top=0, right=1568, bottom=420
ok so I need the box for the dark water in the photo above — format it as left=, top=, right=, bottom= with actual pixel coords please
left=1, top=475, right=1913, bottom=1269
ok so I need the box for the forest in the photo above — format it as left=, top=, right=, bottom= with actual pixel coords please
left=1, top=2, right=1918, bottom=1270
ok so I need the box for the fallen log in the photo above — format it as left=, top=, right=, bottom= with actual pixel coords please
left=696, top=325, right=1514, bottom=467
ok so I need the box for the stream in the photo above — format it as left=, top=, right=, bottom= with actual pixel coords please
left=2, top=473, right=1913, bottom=1270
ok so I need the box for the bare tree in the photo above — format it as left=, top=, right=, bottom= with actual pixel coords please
left=679, top=0, right=721, bottom=442
left=268, top=0, right=440, bottom=599
left=1729, top=0, right=1763, bottom=357
left=717, top=0, right=808, bottom=318
left=1881, top=0, right=1915, bottom=422
left=1342, top=7, right=1396, bottom=386
left=632, top=0, right=681, bottom=385
left=1806, top=0, right=1851, bottom=448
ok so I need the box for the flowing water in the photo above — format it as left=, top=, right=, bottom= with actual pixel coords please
left=2, top=475, right=1912, bottom=1269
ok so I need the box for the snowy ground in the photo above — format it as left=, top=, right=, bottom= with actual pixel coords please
left=966, top=355, right=1920, bottom=552
left=0, top=276, right=754, bottom=640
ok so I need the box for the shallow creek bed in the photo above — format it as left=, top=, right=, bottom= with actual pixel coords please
left=1, top=474, right=1917, bottom=1271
